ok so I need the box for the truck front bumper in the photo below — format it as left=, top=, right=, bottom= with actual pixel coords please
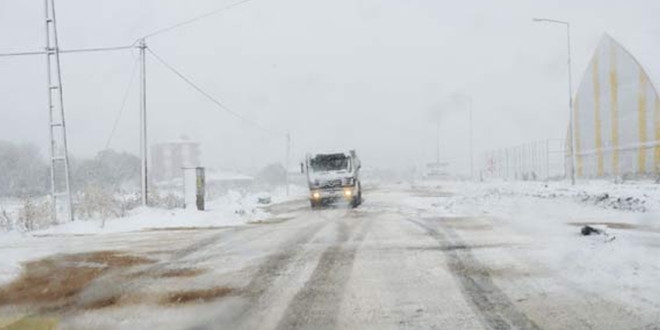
left=310, top=185, right=356, bottom=202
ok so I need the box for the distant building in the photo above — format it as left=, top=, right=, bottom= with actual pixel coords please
left=151, top=139, right=201, bottom=182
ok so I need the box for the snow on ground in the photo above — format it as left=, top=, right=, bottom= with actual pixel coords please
left=443, top=179, right=660, bottom=212
left=0, top=186, right=307, bottom=286
left=41, top=193, right=261, bottom=236
left=404, top=179, right=660, bottom=319
left=2, top=179, right=659, bottom=317
left=19, top=186, right=308, bottom=236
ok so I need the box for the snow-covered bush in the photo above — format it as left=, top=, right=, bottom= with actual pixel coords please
left=74, top=185, right=143, bottom=220
left=0, top=207, right=13, bottom=231
left=17, top=198, right=51, bottom=231
left=115, top=193, right=141, bottom=217
left=149, top=190, right=184, bottom=209
left=75, top=185, right=119, bottom=220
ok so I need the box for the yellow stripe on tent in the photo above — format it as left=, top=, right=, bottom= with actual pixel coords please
left=593, top=57, right=604, bottom=176
left=609, top=44, right=619, bottom=175
left=638, top=72, right=648, bottom=173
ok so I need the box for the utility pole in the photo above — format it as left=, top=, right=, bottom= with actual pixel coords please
left=468, top=97, right=473, bottom=180
left=1, top=7, right=135, bottom=224
left=44, top=0, right=73, bottom=223
left=533, top=18, right=575, bottom=185
left=139, top=39, right=148, bottom=206
left=436, top=120, right=441, bottom=165
left=285, top=132, right=291, bottom=196
left=566, top=23, right=576, bottom=185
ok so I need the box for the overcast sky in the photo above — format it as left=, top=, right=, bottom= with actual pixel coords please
left=1, top=0, right=659, bottom=174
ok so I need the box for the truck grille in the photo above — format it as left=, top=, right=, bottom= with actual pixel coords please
left=321, top=179, right=342, bottom=188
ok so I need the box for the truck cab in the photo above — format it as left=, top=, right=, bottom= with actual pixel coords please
left=303, top=150, right=362, bottom=208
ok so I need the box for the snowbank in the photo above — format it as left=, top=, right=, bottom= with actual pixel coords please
left=0, top=186, right=306, bottom=285
left=9, top=186, right=307, bottom=236
left=405, top=179, right=660, bottom=313
left=424, top=179, right=660, bottom=213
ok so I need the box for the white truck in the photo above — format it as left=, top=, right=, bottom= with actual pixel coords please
left=303, top=150, right=362, bottom=208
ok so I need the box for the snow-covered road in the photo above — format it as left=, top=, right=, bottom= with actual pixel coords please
left=1, top=183, right=659, bottom=329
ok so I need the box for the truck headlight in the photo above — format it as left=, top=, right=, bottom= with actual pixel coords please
left=312, top=191, right=321, bottom=199
left=343, top=189, right=352, bottom=197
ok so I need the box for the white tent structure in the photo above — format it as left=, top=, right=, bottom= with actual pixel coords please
left=569, top=34, right=660, bottom=178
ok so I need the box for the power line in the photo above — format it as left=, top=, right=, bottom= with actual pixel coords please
left=0, top=44, right=136, bottom=58
left=105, top=56, right=141, bottom=150
left=147, top=47, right=281, bottom=137
left=141, top=0, right=257, bottom=40
left=2, top=0, right=258, bottom=58
left=0, top=50, right=44, bottom=57
left=60, top=44, right=137, bottom=54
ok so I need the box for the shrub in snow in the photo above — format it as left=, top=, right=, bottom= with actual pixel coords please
left=75, top=185, right=119, bottom=220
left=0, top=207, right=13, bottom=231
left=115, top=193, right=141, bottom=217
left=17, top=197, right=51, bottom=231
left=149, top=189, right=184, bottom=210
left=73, top=184, right=145, bottom=221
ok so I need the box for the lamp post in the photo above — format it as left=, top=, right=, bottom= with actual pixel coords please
left=452, top=94, right=473, bottom=180
left=533, top=17, right=575, bottom=185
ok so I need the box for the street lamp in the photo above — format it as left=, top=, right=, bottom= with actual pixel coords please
left=430, top=103, right=447, bottom=167
left=533, top=17, right=576, bottom=185
left=452, top=94, right=473, bottom=180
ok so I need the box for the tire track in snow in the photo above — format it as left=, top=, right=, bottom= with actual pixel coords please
left=408, top=218, right=541, bottom=330
left=275, top=216, right=373, bottom=330
left=244, top=220, right=330, bottom=297
left=206, top=218, right=331, bottom=329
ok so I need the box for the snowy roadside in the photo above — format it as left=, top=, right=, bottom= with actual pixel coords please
left=2, top=186, right=307, bottom=237
left=39, top=192, right=270, bottom=236
left=404, top=179, right=660, bottom=320
left=441, top=179, right=660, bottom=212
left=0, top=186, right=307, bottom=286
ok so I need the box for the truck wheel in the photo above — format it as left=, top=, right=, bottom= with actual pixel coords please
left=351, top=185, right=362, bottom=208
left=310, top=200, right=320, bottom=209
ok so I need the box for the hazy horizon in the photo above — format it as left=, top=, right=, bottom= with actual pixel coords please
left=2, top=0, right=659, bottom=175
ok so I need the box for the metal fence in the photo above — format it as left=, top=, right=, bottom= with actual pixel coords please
left=481, top=139, right=566, bottom=181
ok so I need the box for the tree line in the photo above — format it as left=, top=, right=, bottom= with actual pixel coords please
left=0, top=140, right=140, bottom=198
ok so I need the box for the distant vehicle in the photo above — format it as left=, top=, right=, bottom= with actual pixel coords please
left=422, top=161, right=450, bottom=180
left=303, top=150, right=362, bottom=208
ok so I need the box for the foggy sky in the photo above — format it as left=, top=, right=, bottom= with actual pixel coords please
left=1, top=0, right=659, bottom=175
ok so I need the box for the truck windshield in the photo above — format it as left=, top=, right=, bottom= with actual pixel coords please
left=310, top=154, right=350, bottom=172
